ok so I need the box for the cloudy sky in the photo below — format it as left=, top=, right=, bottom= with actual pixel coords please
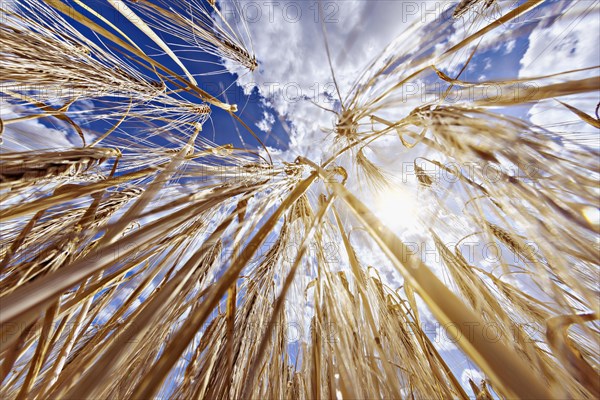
left=214, top=0, right=599, bottom=155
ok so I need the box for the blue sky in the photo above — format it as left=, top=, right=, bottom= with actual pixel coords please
left=44, top=0, right=290, bottom=151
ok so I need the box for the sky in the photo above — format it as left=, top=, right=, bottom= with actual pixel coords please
left=4, top=0, right=597, bottom=153
left=2, top=0, right=599, bottom=398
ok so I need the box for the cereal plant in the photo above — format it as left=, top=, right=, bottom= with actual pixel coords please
left=1, top=0, right=598, bottom=398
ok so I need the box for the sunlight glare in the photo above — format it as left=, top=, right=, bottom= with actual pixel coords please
left=374, top=186, right=421, bottom=232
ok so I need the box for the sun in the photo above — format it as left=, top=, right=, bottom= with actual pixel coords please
left=374, top=186, right=422, bottom=233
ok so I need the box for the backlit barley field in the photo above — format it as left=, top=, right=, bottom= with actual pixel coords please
left=0, top=0, right=599, bottom=398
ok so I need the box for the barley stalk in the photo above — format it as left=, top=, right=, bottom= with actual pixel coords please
left=1, top=1, right=598, bottom=399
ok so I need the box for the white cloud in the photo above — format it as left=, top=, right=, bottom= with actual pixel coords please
left=432, top=0, right=520, bottom=75
left=519, top=1, right=600, bottom=147
left=1, top=104, right=76, bottom=151
left=504, top=39, right=516, bottom=54
left=1, top=97, right=101, bottom=150
left=483, top=57, right=492, bottom=70
left=520, top=2, right=599, bottom=79
left=461, top=368, right=484, bottom=387
left=219, top=0, right=441, bottom=160
left=256, top=110, right=276, bottom=132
